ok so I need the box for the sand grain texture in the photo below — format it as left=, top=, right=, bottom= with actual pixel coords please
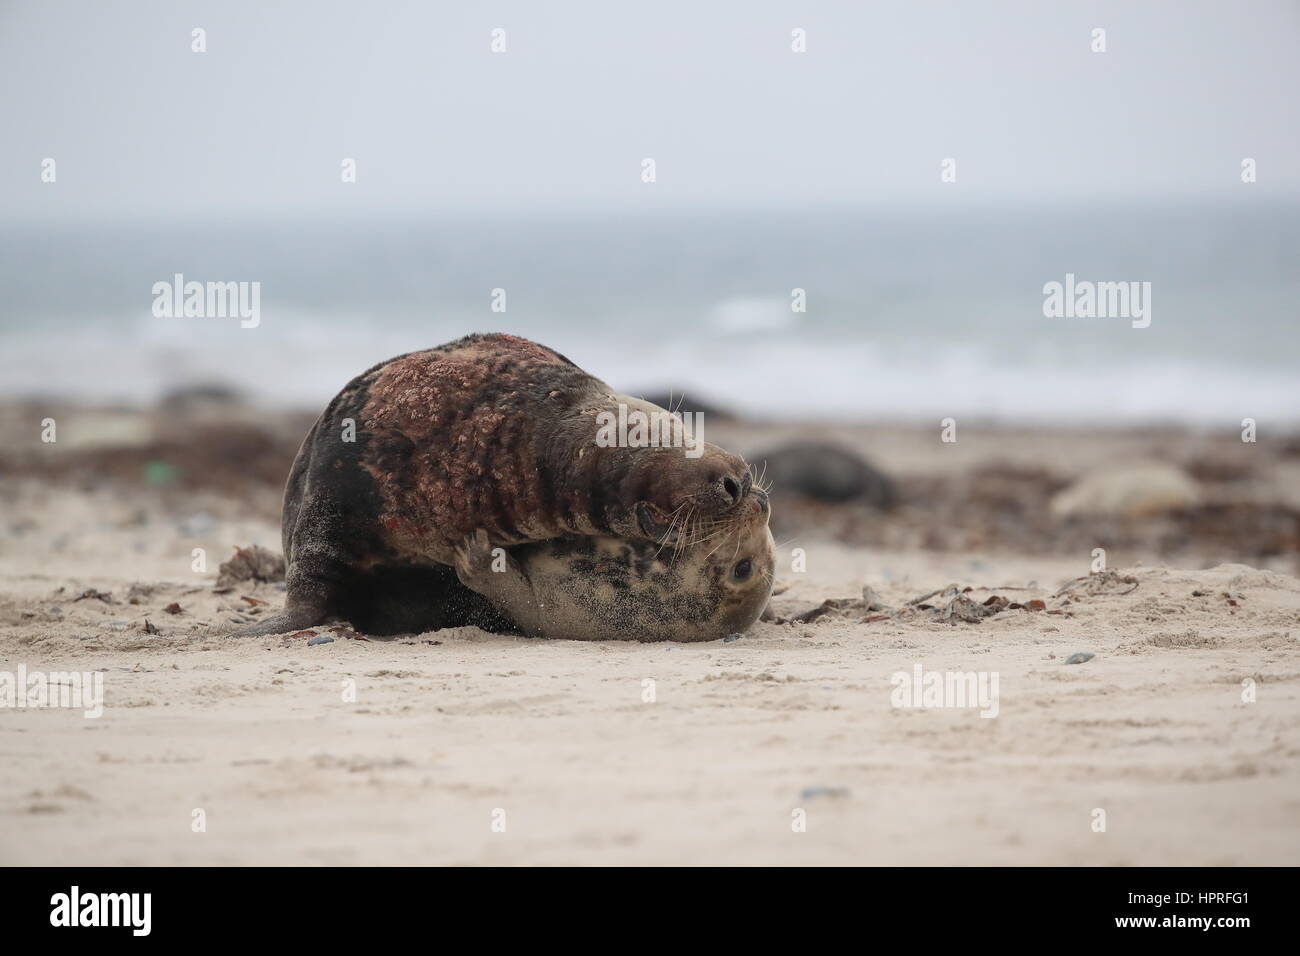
left=2, top=501, right=1296, bottom=865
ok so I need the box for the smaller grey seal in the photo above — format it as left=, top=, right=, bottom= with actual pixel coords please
left=752, top=442, right=896, bottom=507
left=453, top=487, right=774, bottom=642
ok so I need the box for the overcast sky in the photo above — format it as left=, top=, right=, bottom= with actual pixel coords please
left=2, top=0, right=1297, bottom=220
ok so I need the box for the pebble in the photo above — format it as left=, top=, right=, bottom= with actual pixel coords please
left=177, top=512, right=216, bottom=536
left=722, top=633, right=743, bottom=643
left=1065, top=652, right=1095, bottom=665
left=307, top=635, right=335, bottom=647
left=800, top=786, right=851, bottom=800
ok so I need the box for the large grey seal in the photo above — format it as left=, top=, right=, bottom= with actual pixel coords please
left=229, top=333, right=763, bottom=639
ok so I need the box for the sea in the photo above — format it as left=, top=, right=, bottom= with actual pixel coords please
left=1, top=200, right=1296, bottom=426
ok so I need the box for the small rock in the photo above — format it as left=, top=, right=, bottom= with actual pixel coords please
left=307, top=635, right=335, bottom=647
left=800, top=786, right=851, bottom=800
left=177, top=511, right=216, bottom=536
left=1064, top=652, right=1095, bottom=665
left=722, top=633, right=743, bottom=643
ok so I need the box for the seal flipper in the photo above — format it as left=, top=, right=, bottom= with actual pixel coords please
left=226, top=601, right=331, bottom=638
left=453, top=531, right=546, bottom=637
left=234, top=388, right=385, bottom=638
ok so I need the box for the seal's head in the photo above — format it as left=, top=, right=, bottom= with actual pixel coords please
left=635, top=477, right=775, bottom=639
left=628, top=449, right=762, bottom=549
left=579, top=392, right=754, bottom=543
left=497, top=479, right=775, bottom=642
left=688, top=483, right=775, bottom=637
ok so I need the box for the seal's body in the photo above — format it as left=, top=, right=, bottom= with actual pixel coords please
left=453, top=489, right=774, bottom=642
left=230, top=333, right=758, bottom=638
left=753, top=442, right=896, bottom=507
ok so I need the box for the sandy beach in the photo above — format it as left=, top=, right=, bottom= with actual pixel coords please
left=2, top=403, right=1297, bottom=865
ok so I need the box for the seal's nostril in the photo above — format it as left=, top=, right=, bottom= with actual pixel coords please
left=723, top=476, right=741, bottom=503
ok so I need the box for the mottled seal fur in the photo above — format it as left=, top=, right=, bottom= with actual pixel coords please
left=229, top=333, right=759, bottom=638
left=453, top=486, right=774, bottom=642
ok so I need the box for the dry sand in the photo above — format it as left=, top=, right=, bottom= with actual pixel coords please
left=2, top=472, right=1298, bottom=865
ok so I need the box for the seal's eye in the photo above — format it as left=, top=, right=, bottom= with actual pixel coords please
left=732, top=558, right=752, bottom=581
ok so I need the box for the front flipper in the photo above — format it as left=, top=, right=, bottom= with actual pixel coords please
left=453, top=530, right=546, bottom=637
